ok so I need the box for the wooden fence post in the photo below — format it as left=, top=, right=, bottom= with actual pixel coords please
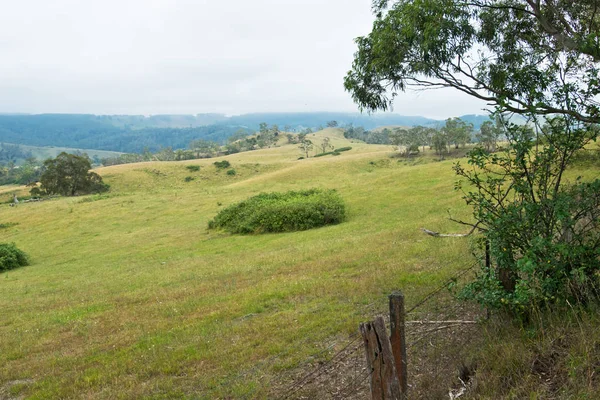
left=360, top=316, right=402, bottom=400
left=389, top=292, right=408, bottom=398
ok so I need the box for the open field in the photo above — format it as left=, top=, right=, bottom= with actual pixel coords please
left=0, top=129, right=597, bottom=398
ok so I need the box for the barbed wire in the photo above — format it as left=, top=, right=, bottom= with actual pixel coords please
left=406, top=262, right=478, bottom=314
left=276, top=261, right=481, bottom=399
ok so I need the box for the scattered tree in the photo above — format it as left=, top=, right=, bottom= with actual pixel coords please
left=299, top=138, right=314, bottom=158
left=34, top=152, right=109, bottom=197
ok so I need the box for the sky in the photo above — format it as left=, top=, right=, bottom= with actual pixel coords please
left=0, top=0, right=488, bottom=118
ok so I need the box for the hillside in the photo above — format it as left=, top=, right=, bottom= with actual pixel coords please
left=0, top=112, right=492, bottom=154
left=1, top=142, right=123, bottom=165
left=1, top=133, right=597, bottom=398
left=0, top=131, right=476, bottom=398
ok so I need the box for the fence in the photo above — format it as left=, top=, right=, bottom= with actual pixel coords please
left=275, top=263, right=482, bottom=399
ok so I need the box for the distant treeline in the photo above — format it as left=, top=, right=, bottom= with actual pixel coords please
left=0, top=114, right=249, bottom=153
left=0, top=113, right=499, bottom=154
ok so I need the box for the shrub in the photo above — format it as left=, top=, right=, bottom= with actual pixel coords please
left=335, top=146, right=352, bottom=152
left=208, top=189, right=346, bottom=234
left=226, top=169, right=236, bottom=176
left=184, top=176, right=195, bottom=182
left=0, top=243, right=29, bottom=272
left=186, top=165, right=201, bottom=172
left=214, top=160, right=231, bottom=169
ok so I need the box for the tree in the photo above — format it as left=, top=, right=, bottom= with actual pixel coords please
left=259, top=122, right=269, bottom=135
left=298, top=138, right=314, bottom=158
left=320, top=137, right=334, bottom=154
left=34, top=152, right=109, bottom=197
left=189, top=139, right=219, bottom=158
left=345, top=0, right=600, bottom=313
left=476, top=118, right=502, bottom=152
left=345, top=0, right=600, bottom=124
left=443, top=118, right=473, bottom=149
left=431, top=130, right=448, bottom=159
left=326, top=120, right=339, bottom=128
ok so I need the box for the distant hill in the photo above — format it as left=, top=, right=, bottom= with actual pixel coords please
left=0, top=112, right=496, bottom=153
left=0, top=142, right=123, bottom=165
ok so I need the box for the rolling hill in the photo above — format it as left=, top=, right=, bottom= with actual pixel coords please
left=1, top=130, right=596, bottom=398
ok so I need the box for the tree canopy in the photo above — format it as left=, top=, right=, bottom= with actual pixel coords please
left=34, top=153, right=109, bottom=197
left=345, top=0, right=600, bottom=124
left=346, top=0, right=600, bottom=314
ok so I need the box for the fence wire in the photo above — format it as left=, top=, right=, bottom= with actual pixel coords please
left=274, top=262, right=483, bottom=399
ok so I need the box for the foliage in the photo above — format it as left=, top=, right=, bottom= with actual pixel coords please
left=298, top=138, right=314, bottom=158
left=456, top=118, right=600, bottom=313
left=226, top=169, right=237, bottom=176
left=443, top=118, right=473, bottom=149
left=208, top=189, right=346, bottom=234
left=347, top=0, right=600, bottom=315
left=185, top=165, right=200, bottom=172
left=476, top=117, right=503, bottom=153
left=34, top=152, right=110, bottom=197
left=0, top=243, right=29, bottom=272
left=319, top=137, right=334, bottom=154
left=343, top=125, right=391, bottom=144
left=334, top=146, right=352, bottom=152
left=184, top=176, right=194, bottom=182
left=345, top=1, right=600, bottom=122
left=213, top=160, right=231, bottom=169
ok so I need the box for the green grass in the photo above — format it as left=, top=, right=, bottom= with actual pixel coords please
left=2, top=134, right=593, bottom=398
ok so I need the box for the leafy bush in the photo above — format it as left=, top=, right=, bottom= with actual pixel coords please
left=334, top=146, right=352, bottom=152
left=186, top=165, right=200, bottom=172
left=184, top=176, right=195, bottom=182
left=0, top=243, right=29, bottom=272
left=226, top=169, right=236, bottom=176
left=456, top=118, right=600, bottom=315
left=208, top=189, right=346, bottom=234
left=214, top=160, right=231, bottom=169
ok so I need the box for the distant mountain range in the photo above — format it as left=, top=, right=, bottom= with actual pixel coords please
left=0, top=112, right=496, bottom=153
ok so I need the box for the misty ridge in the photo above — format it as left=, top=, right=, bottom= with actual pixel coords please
left=0, top=112, right=494, bottom=153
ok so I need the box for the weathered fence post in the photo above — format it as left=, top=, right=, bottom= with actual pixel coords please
left=389, top=292, right=408, bottom=399
left=360, top=316, right=402, bottom=400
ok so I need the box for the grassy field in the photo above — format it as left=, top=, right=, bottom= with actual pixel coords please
left=1, top=129, right=593, bottom=398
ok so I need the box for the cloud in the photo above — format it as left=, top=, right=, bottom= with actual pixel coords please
left=0, top=0, right=488, bottom=117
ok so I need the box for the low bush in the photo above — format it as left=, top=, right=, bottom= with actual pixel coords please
left=334, top=146, right=352, bottom=152
left=214, top=160, right=231, bottom=169
left=208, top=189, right=346, bottom=234
left=0, top=243, right=29, bottom=272
left=186, top=165, right=201, bottom=172
left=184, top=176, right=195, bottom=182
left=226, top=169, right=236, bottom=176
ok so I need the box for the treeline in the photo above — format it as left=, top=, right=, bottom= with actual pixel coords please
left=101, top=124, right=284, bottom=166
left=344, top=117, right=504, bottom=158
left=0, top=113, right=500, bottom=154
left=0, top=114, right=249, bottom=153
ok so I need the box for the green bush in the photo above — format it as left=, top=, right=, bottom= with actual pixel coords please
left=0, top=243, right=29, bottom=272
left=184, top=176, right=195, bottom=182
left=214, top=160, right=231, bottom=169
left=186, top=165, right=201, bottom=172
left=334, top=146, right=352, bottom=152
left=226, top=169, right=236, bottom=176
left=208, top=189, right=346, bottom=234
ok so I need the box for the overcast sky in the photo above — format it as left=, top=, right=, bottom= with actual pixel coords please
left=0, top=0, right=488, bottom=118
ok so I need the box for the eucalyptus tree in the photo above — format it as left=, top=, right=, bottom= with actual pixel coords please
left=345, top=0, right=600, bottom=313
